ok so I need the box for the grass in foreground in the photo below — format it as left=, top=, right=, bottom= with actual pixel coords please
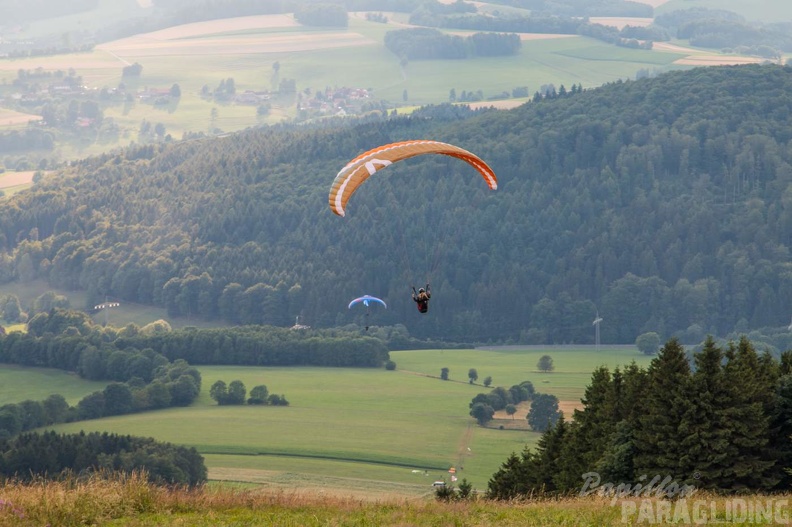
left=0, top=472, right=786, bottom=527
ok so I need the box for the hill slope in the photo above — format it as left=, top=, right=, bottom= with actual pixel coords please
left=3, top=64, right=792, bottom=344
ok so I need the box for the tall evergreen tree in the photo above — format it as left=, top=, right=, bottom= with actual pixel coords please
left=720, top=337, right=777, bottom=490
left=769, top=374, right=792, bottom=490
left=632, top=338, right=695, bottom=485
left=533, top=416, right=569, bottom=493
left=486, top=448, right=534, bottom=500
left=595, top=420, right=635, bottom=484
left=679, top=336, right=732, bottom=489
left=560, top=367, right=618, bottom=483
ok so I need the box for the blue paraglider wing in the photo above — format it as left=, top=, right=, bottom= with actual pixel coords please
left=348, top=295, right=387, bottom=309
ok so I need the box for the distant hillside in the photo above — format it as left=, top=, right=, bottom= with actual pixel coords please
left=3, top=64, right=792, bottom=346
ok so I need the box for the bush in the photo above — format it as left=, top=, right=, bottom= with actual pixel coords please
left=635, top=332, right=661, bottom=355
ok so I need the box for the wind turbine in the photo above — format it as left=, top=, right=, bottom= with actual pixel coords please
left=593, top=312, right=603, bottom=352
left=94, top=297, right=120, bottom=326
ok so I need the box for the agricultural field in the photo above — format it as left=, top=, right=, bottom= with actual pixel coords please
left=0, top=5, right=700, bottom=161
left=3, top=0, right=781, bottom=163
left=0, top=109, right=42, bottom=128
left=29, top=346, right=656, bottom=495
left=0, top=170, right=36, bottom=195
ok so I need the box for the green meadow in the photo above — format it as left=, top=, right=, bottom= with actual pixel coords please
left=23, top=346, right=657, bottom=495
left=0, top=364, right=108, bottom=405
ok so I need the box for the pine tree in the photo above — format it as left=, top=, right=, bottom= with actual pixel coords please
left=551, top=367, right=615, bottom=491
left=679, top=336, right=732, bottom=489
left=756, top=349, right=791, bottom=490
left=553, top=420, right=589, bottom=491
left=596, top=420, right=635, bottom=484
left=486, top=448, right=535, bottom=500
left=533, top=416, right=568, bottom=493
left=768, top=373, right=792, bottom=490
left=574, top=367, right=620, bottom=469
left=592, top=362, right=649, bottom=485
left=720, top=337, right=777, bottom=490
left=619, top=361, right=648, bottom=423
left=632, top=338, right=695, bottom=486
left=780, top=350, right=792, bottom=375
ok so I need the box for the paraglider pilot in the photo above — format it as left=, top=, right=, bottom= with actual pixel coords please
left=412, top=284, right=431, bottom=313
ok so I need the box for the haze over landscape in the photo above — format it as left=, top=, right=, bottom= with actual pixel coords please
left=1, top=0, right=792, bottom=525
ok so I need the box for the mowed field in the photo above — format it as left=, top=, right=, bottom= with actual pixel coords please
left=9, top=346, right=659, bottom=496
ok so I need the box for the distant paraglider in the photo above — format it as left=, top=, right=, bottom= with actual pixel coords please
left=348, top=295, right=388, bottom=310
left=348, top=295, right=387, bottom=331
left=328, top=140, right=498, bottom=217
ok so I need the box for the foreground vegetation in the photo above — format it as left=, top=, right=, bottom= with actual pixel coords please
left=0, top=471, right=787, bottom=526
left=488, top=337, right=792, bottom=499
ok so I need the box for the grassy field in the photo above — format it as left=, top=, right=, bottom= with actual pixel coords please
left=24, top=346, right=657, bottom=496
left=0, top=364, right=108, bottom=405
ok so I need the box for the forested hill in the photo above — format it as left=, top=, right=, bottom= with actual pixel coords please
left=3, top=64, right=792, bottom=346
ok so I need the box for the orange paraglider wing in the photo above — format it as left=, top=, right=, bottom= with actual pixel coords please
left=328, top=140, right=497, bottom=217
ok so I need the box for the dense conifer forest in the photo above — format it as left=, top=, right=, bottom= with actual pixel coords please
left=3, top=64, right=792, bottom=345
left=0, top=431, right=206, bottom=486
left=486, top=337, right=792, bottom=496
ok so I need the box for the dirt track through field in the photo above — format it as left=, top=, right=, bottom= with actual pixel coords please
left=455, top=422, right=474, bottom=473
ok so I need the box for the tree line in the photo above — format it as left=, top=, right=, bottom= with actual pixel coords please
left=0, top=363, right=198, bottom=439
left=407, top=6, right=654, bottom=50
left=209, top=380, right=289, bottom=406
left=0, top=307, right=388, bottom=438
left=486, top=336, right=792, bottom=499
left=113, top=326, right=390, bottom=367
left=7, top=307, right=390, bottom=368
left=0, top=312, right=204, bottom=438
left=384, top=28, right=521, bottom=60
left=294, top=3, right=348, bottom=27
left=0, top=430, right=206, bottom=486
left=655, top=8, right=792, bottom=56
